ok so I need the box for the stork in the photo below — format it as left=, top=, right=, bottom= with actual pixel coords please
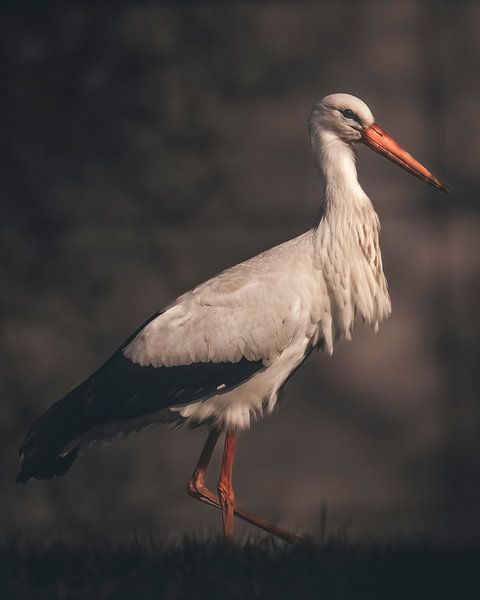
left=17, top=93, right=449, bottom=544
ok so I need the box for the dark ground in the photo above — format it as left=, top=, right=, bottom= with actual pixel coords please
left=2, top=535, right=480, bottom=599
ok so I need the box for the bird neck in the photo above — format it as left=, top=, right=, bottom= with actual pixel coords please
left=308, top=128, right=391, bottom=341
left=311, top=128, right=380, bottom=259
left=312, top=129, right=369, bottom=216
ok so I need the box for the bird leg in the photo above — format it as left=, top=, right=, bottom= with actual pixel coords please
left=217, top=429, right=236, bottom=541
left=187, top=428, right=221, bottom=509
left=187, top=429, right=305, bottom=545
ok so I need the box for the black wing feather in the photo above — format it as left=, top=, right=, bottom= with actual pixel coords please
left=17, top=336, right=263, bottom=483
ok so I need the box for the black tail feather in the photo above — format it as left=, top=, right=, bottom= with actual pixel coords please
left=16, top=448, right=78, bottom=483
left=16, top=349, right=264, bottom=483
left=16, top=380, right=91, bottom=483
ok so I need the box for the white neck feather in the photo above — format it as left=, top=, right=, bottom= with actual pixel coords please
left=312, top=129, right=369, bottom=213
left=309, top=128, right=391, bottom=351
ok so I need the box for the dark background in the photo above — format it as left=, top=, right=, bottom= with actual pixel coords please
left=1, top=1, right=479, bottom=543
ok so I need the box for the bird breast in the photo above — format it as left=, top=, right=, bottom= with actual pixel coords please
left=310, top=204, right=391, bottom=353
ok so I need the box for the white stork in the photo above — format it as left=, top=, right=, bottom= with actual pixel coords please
left=17, top=93, right=449, bottom=544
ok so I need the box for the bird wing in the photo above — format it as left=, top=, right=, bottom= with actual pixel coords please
left=124, top=257, right=304, bottom=368
left=17, top=249, right=307, bottom=482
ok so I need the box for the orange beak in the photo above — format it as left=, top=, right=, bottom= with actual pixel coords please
left=361, top=123, right=450, bottom=193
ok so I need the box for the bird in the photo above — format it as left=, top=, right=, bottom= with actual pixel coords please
left=17, top=93, right=449, bottom=544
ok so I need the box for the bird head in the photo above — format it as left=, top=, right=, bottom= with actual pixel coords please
left=310, top=93, right=450, bottom=193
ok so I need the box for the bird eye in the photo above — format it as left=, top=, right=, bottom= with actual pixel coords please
left=341, top=109, right=360, bottom=123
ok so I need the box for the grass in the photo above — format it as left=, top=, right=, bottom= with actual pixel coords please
left=2, top=533, right=479, bottom=599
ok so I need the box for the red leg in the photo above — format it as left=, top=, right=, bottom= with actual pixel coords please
left=187, top=429, right=305, bottom=545
left=217, top=430, right=236, bottom=541
left=187, top=428, right=221, bottom=509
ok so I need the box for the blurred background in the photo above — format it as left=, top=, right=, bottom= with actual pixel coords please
left=1, top=1, right=479, bottom=543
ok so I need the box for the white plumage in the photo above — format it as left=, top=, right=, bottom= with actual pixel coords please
left=17, top=93, right=448, bottom=543
left=122, top=94, right=391, bottom=431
